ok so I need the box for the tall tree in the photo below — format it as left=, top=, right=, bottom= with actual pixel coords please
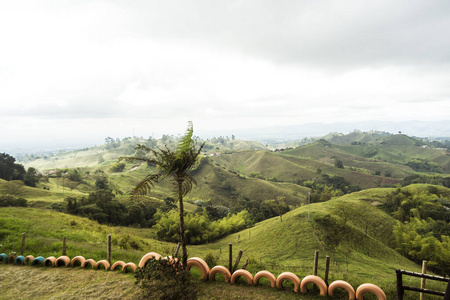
left=120, top=121, right=204, bottom=269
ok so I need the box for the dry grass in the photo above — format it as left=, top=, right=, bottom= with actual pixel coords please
left=0, top=264, right=138, bottom=300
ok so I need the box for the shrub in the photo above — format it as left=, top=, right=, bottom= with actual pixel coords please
left=135, top=258, right=197, bottom=300
left=0, top=195, right=28, bottom=207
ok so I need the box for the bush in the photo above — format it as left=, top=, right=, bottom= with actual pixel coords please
left=135, top=258, right=197, bottom=300
left=109, top=162, right=126, bottom=173
left=0, top=195, right=27, bottom=207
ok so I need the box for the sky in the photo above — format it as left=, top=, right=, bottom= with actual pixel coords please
left=1, top=0, right=449, bottom=152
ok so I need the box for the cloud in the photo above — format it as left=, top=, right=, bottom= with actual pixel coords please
left=116, top=0, right=450, bottom=68
left=0, top=0, right=449, bottom=150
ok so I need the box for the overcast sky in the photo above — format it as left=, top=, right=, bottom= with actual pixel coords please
left=1, top=0, right=449, bottom=151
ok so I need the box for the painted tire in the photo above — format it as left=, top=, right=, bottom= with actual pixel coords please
left=186, top=257, right=210, bottom=280
left=44, top=256, right=56, bottom=267
left=209, top=266, right=232, bottom=283
left=95, top=260, right=111, bottom=271
left=0, top=253, right=7, bottom=264
left=253, top=270, right=276, bottom=287
left=15, top=255, right=25, bottom=265
left=231, top=269, right=253, bottom=285
left=356, top=283, right=387, bottom=300
left=31, top=256, right=45, bottom=266
left=56, top=256, right=71, bottom=267
left=123, top=262, right=137, bottom=273
left=82, top=259, right=96, bottom=269
left=162, top=256, right=180, bottom=266
left=24, top=255, right=35, bottom=265
left=70, top=256, right=86, bottom=267
left=7, top=254, right=17, bottom=264
left=111, top=261, right=126, bottom=271
left=328, top=280, right=356, bottom=300
left=276, top=272, right=300, bottom=292
left=300, top=275, right=327, bottom=296
left=138, top=252, right=162, bottom=268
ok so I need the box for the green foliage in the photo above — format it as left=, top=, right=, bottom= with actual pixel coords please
left=64, top=190, right=156, bottom=227
left=303, top=174, right=360, bottom=203
left=442, top=177, right=450, bottom=188
left=67, top=168, right=83, bottom=182
left=93, top=169, right=109, bottom=190
left=334, top=159, right=344, bottom=169
left=153, top=209, right=251, bottom=245
left=249, top=171, right=263, bottom=179
left=406, top=158, right=439, bottom=173
left=0, top=195, right=27, bottom=207
left=135, top=258, right=197, bottom=300
left=362, top=145, right=379, bottom=157
left=385, top=186, right=449, bottom=223
left=109, top=162, right=126, bottom=173
left=0, top=153, right=26, bottom=181
left=23, top=167, right=40, bottom=187
left=394, top=218, right=450, bottom=275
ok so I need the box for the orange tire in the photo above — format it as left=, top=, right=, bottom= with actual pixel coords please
left=70, top=256, right=86, bottom=267
left=82, top=259, right=96, bottom=269
left=209, top=266, right=232, bottom=283
left=123, top=262, right=137, bottom=273
left=328, top=280, right=356, bottom=300
left=276, top=272, right=300, bottom=292
left=55, top=256, right=71, bottom=267
left=356, top=283, right=387, bottom=300
left=231, top=269, right=253, bottom=285
left=111, top=261, right=126, bottom=271
left=138, top=252, right=161, bottom=268
left=253, top=270, right=276, bottom=287
left=95, top=260, right=111, bottom=271
left=163, top=256, right=180, bottom=265
left=24, top=255, right=35, bottom=265
left=44, top=256, right=56, bottom=267
left=300, top=275, right=327, bottom=296
left=187, top=257, right=210, bottom=280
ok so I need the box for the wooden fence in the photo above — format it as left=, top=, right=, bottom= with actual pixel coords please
left=396, top=269, right=450, bottom=300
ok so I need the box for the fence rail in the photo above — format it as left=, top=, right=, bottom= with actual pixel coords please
left=396, top=269, right=450, bottom=300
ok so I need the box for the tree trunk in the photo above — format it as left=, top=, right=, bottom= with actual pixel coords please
left=178, top=180, right=188, bottom=270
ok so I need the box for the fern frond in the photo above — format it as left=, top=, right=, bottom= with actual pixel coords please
left=131, top=173, right=161, bottom=198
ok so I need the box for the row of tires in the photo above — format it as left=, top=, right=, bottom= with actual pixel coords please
left=1, top=252, right=386, bottom=300
left=1, top=253, right=137, bottom=273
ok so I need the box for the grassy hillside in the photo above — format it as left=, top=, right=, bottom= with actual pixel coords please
left=4, top=184, right=449, bottom=298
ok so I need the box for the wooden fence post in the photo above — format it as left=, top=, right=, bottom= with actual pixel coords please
left=107, top=234, right=111, bottom=264
left=242, top=258, right=248, bottom=270
left=233, top=250, right=243, bottom=272
left=324, top=256, right=330, bottom=285
left=20, top=233, right=26, bottom=256
left=396, top=270, right=403, bottom=300
left=444, top=279, right=450, bottom=300
left=313, top=250, right=319, bottom=276
left=420, top=260, right=427, bottom=300
left=173, top=242, right=181, bottom=257
left=229, top=243, right=233, bottom=273
left=62, top=236, right=67, bottom=256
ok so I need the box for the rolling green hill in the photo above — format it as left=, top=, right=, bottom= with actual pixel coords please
left=2, top=186, right=446, bottom=299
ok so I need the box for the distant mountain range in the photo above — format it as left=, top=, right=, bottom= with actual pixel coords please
left=198, top=120, right=450, bottom=143
left=4, top=120, right=449, bottom=156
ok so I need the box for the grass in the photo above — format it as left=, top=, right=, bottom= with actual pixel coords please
left=1, top=189, right=449, bottom=299
left=0, top=264, right=349, bottom=299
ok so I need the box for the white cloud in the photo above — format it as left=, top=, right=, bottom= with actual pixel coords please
left=0, top=0, right=449, bottom=150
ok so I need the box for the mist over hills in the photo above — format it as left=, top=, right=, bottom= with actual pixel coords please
left=3, top=120, right=449, bottom=156
left=199, top=120, right=450, bottom=143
